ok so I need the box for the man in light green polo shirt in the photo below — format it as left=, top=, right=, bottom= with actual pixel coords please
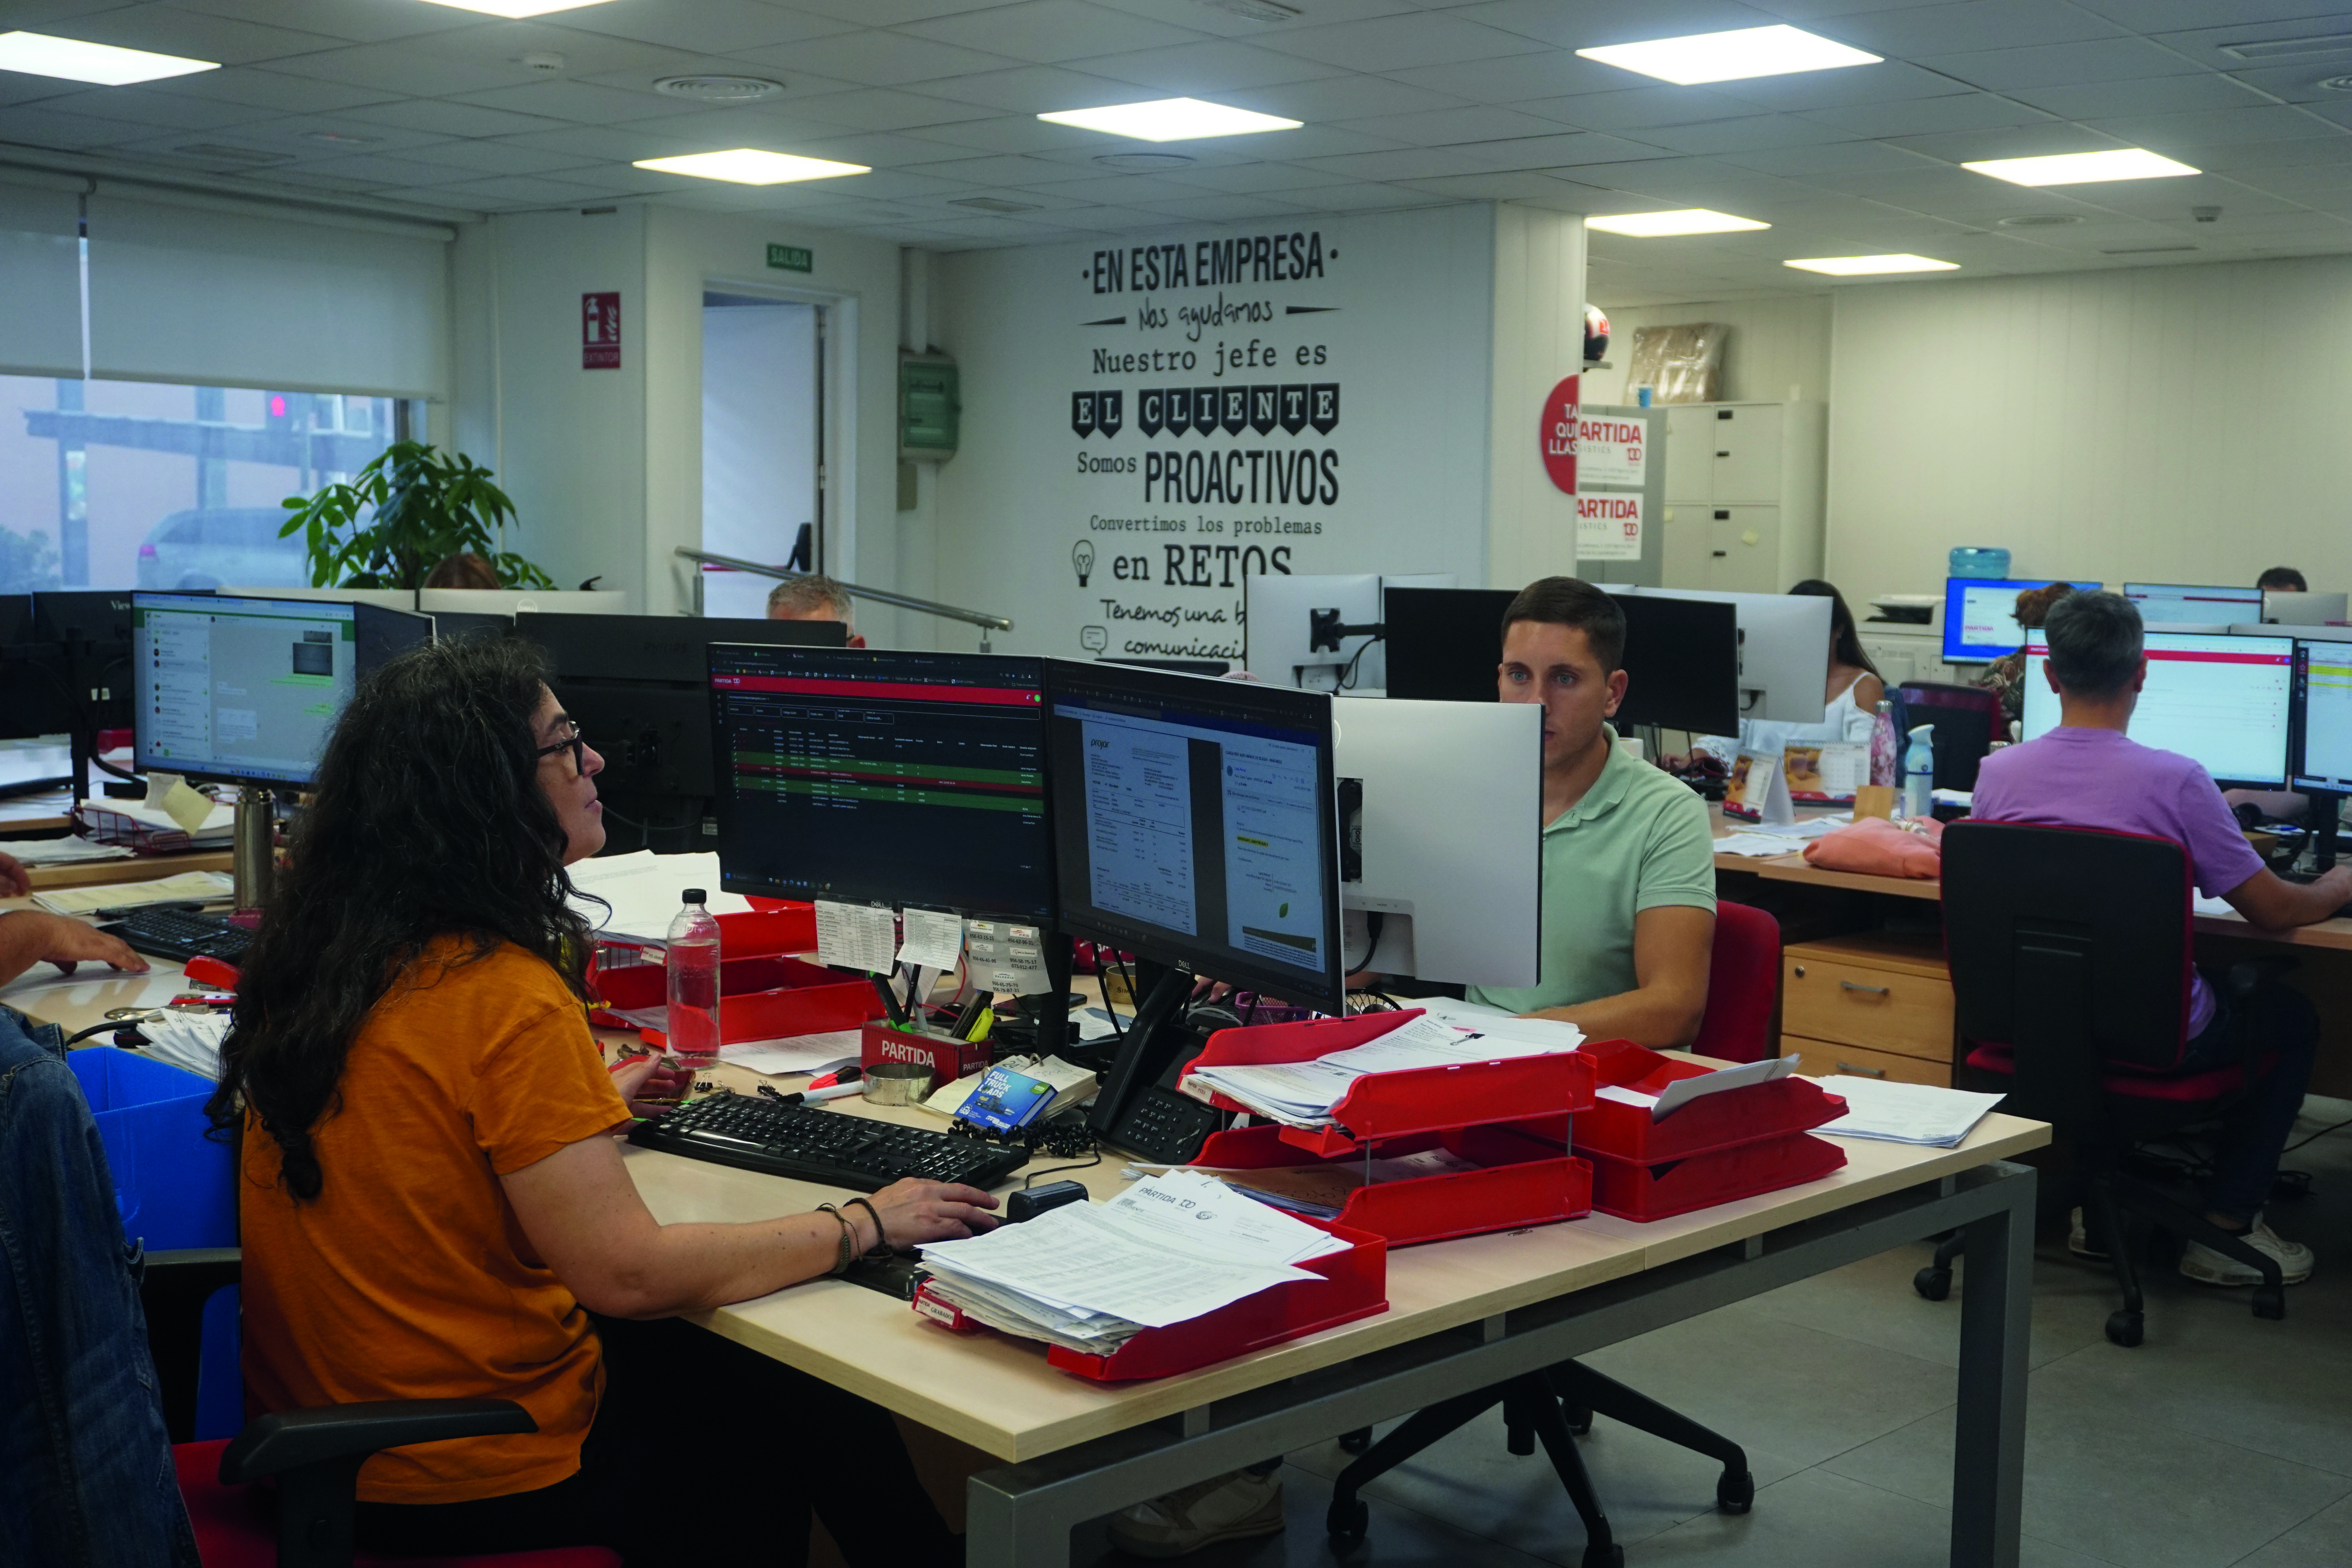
left=1467, top=576, right=1717, bottom=1046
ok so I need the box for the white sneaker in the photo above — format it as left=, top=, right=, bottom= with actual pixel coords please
left=2180, top=1213, right=2314, bottom=1287
left=1107, top=1468, right=1285, bottom=1559
left=2067, top=1207, right=2110, bottom=1260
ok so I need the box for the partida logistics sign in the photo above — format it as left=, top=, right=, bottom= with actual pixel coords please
left=1067, top=229, right=1348, bottom=662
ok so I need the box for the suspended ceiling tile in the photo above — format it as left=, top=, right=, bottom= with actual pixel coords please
left=1800, top=92, right=2058, bottom=138
left=374, top=185, right=519, bottom=211
left=735, top=31, right=1022, bottom=87
left=263, top=41, right=553, bottom=98
left=1704, top=61, right=1979, bottom=115
left=34, top=4, right=353, bottom=66
left=1455, top=0, right=1789, bottom=53
left=290, top=151, right=485, bottom=186
left=1216, top=74, right=1469, bottom=122
left=2143, top=10, right=2352, bottom=70
left=1014, top=203, right=1173, bottom=230
left=1132, top=191, right=1314, bottom=221
left=176, top=111, right=452, bottom=154
left=1395, top=169, right=1587, bottom=200
left=575, top=60, right=862, bottom=106
left=33, top=85, right=274, bottom=131
left=904, top=0, right=1205, bottom=65
left=2084, top=105, right=2348, bottom=153
left=1151, top=160, right=1361, bottom=192
left=793, top=0, right=1036, bottom=27
left=1252, top=13, right=1553, bottom=74
left=1290, top=145, right=1494, bottom=180
left=170, top=0, right=485, bottom=46
left=1720, top=137, right=1944, bottom=176
left=1013, top=170, right=1209, bottom=203
left=1506, top=83, right=1769, bottom=132
left=620, top=106, right=864, bottom=145
left=784, top=87, right=1004, bottom=131
left=912, top=64, right=1154, bottom=114
left=1456, top=131, right=1679, bottom=172
left=890, top=154, right=1111, bottom=187
left=1274, top=181, right=1451, bottom=211
left=448, top=80, right=688, bottom=123
left=1071, top=39, right=1349, bottom=94
left=384, top=16, right=708, bottom=78
left=1920, top=38, right=2208, bottom=93
left=341, top=98, right=573, bottom=138
left=539, top=0, right=859, bottom=56
left=789, top=130, right=978, bottom=167
left=143, top=66, right=398, bottom=115
left=497, top=124, right=712, bottom=162
left=899, top=113, right=1121, bottom=153
left=1031, top=122, right=1410, bottom=161
left=2221, top=64, right=2352, bottom=107
left=1635, top=114, right=1871, bottom=156
left=2007, top=73, right=2273, bottom=119
left=1886, top=123, right=2131, bottom=162
left=1331, top=104, right=1570, bottom=147
left=1820, top=0, right=2125, bottom=56
left=397, top=139, right=598, bottom=176
left=1385, top=50, right=1645, bottom=107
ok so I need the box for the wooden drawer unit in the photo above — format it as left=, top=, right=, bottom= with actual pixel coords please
left=1782, top=933, right=1954, bottom=1063
left=1788, top=1038, right=1951, bottom=1088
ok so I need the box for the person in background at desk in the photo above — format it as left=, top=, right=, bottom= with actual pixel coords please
left=768, top=571, right=866, bottom=647
left=208, top=636, right=993, bottom=1567
left=1977, top=580, right=2076, bottom=730
left=0, top=850, right=147, bottom=990
left=1973, top=589, right=2347, bottom=1289
left=2258, top=566, right=2308, bottom=594
left=1670, top=579, right=1884, bottom=771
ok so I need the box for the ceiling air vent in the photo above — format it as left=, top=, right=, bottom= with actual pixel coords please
left=1996, top=213, right=2082, bottom=228
left=654, top=75, right=783, bottom=105
left=2221, top=34, right=2352, bottom=61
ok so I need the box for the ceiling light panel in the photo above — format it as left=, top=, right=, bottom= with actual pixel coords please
left=633, top=149, right=868, bottom=184
left=416, top=0, right=619, bottom=16
left=1036, top=98, right=1301, bottom=143
left=0, top=31, right=216, bottom=86
left=1575, top=26, right=1880, bottom=87
left=1962, top=148, right=2200, bottom=186
left=1586, top=209, right=1769, bottom=237
left=1784, top=254, right=1959, bottom=275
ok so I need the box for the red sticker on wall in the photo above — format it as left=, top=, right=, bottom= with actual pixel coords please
left=583, top=291, right=621, bottom=370
left=1540, top=374, right=1578, bottom=495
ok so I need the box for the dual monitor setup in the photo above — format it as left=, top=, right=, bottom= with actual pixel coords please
left=1943, top=577, right=2347, bottom=664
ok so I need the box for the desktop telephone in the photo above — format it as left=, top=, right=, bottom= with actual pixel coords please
left=1085, top=966, right=1229, bottom=1163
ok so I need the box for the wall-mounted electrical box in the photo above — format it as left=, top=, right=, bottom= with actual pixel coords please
left=900, top=352, right=959, bottom=463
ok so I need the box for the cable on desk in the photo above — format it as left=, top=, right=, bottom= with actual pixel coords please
left=2283, top=1112, right=2352, bottom=1154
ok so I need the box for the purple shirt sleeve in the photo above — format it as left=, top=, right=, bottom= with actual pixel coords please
left=2171, top=764, right=2265, bottom=900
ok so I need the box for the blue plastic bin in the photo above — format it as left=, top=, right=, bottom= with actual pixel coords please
left=67, top=1046, right=240, bottom=1439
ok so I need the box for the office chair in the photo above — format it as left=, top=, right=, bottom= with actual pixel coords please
left=1893, top=682, right=2004, bottom=792
left=1923, top=821, right=2294, bottom=1347
left=1323, top=903, right=1781, bottom=1566
left=144, top=1250, right=623, bottom=1568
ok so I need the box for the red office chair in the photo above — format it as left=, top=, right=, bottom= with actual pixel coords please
left=1690, top=901, right=1780, bottom=1063
left=143, top=1251, right=622, bottom=1568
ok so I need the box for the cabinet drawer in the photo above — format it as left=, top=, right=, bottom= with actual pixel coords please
left=1788, top=1036, right=1951, bottom=1088
left=1782, top=954, right=1953, bottom=1060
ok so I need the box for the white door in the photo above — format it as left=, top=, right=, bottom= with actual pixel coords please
left=701, top=296, right=820, bottom=621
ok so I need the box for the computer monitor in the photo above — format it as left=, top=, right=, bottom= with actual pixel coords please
left=517, top=612, right=844, bottom=805
left=1244, top=572, right=1457, bottom=691
left=2125, top=583, right=2263, bottom=624
left=1048, top=661, right=1343, bottom=1014
left=0, top=594, right=74, bottom=742
left=706, top=644, right=1053, bottom=919
left=131, top=592, right=429, bottom=787
left=430, top=610, right=512, bottom=644
left=418, top=588, right=628, bottom=617
left=1943, top=578, right=2098, bottom=664
left=2262, top=590, right=2347, bottom=626
left=223, top=585, right=417, bottom=613
left=1102, top=657, right=1229, bottom=677
left=2020, top=630, right=2295, bottom=788
left=1336, top=696, right=1541, bottom=987
left=1381, top=586, right=1742, bottom=734
left=2292, top=639, right=2352, bottom=795
left=1624, top=587, right=1831, bottom=724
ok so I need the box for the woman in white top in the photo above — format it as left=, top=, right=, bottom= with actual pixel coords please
left=1680, top=579, right=1886, bottom=766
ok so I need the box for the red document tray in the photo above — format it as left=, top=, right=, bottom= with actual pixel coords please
left=1584, top=1131, right=1847, bottom=1222
left=1191, top=1121, right=1592, bottom=1245
left=590, top=953, right=881, bottom=1046
left=1564, top=1040, right=1848, bottom=1164
left=1178, top=1010, right=1598, bottom=1159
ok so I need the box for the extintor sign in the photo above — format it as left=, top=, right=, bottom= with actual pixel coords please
left=1540, top=374, right=1579, bottom=495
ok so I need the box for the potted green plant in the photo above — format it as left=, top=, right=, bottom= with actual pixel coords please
left=280, top=441, right=557, bottom=590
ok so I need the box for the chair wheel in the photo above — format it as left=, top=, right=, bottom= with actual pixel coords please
left=1337, top=1427, right=1372, bottom=1454
left=1326, top=1498, right=1369, bottom=1552
left=1564, top=1404, right=1593, bottom=1436
left=1913, top=1266, right=1951, bottom=1301
left=1581, top=1546, right=1625, bottom=1568
left=2105, top=1310, right=2144, bottom=1348
left=2253, top=1285, right=2286, bottom=1321
left=1717, top=1469, right=1755, bottom=1514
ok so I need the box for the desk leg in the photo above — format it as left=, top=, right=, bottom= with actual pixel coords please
left=1949, top=1165, right=2033, bottom=1568
left=966, top=1465, right=1079, bottom=1568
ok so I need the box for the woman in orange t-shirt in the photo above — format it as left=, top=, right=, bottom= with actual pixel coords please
left=209, top=636, right=997, bottom=1566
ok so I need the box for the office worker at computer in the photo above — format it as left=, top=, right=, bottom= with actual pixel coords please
left=1978, top=580, right=2076, bottom=728
left=0, top=851, right=148, bottom=989
left=1470, top=576, right=1716, bottom=1047
left=2258, top=566, right=2308, bottom=594
left=208, top=637, right=988, bottom=1566
left=1675, top=579, right=1883, bottom=769
left=767, top=570, right=866, bottom=647
left=1974, top=591, right=2343, bottom=1288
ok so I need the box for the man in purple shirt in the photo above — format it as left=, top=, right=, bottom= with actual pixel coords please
left=1973, top=590, right=2347, bottom=1287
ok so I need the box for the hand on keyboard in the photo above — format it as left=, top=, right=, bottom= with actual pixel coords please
left=6, top=911, right=149, bottom=978
left=867, top=1178, right=1002, bottom=1247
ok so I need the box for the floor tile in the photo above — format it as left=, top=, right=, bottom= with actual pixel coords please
left=2232, top=1491, right=2352, bottom=1568
left=1634, top=1468, right=2119, bottom=1568
left=1739, top=1240, right=2117, bottom=1371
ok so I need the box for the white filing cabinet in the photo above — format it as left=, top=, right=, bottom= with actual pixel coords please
left=1659, top=401, right=1828, bottom=595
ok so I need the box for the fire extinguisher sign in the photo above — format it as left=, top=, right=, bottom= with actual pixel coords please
left=1540, top=374, right=1578, bottom=495
left=582, top=292, right=621, bottom=370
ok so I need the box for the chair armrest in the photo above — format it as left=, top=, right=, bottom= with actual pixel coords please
left=139, top=1247, right=242, bottom=1445
left=220, top=1399, right=537, bottom=1485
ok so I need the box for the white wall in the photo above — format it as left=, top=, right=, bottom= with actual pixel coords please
left=1824, top=254, right=2352, bottom=605
left=1581, top=293, right=1832, bottom=408
left=1488, top=205, right=1588, bottom=590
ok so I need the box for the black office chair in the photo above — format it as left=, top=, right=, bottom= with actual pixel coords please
left=1922, top=821, right=2295, bottom=1347
left=1893, top=682, right=2003, bottom=792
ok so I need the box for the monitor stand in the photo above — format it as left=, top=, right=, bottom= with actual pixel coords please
left=2313, top=791, right=2343, bottom=874
left=232, top=786, right=276, bottom=911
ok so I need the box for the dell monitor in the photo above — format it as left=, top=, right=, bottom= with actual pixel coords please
left=1943, top=578, right=2098, bottom=664
left=2021, top=629, right=2294, bottom=789
left=131, top=592, right=429, bottom=787
left=1336, top=696, right=1541, bottom=988
left=2125, top=583, right=2263, bottom=625
left=706, top=644, right=1053, bottom=920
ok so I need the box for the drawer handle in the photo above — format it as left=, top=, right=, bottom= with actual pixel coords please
left=1837, top=1061, right=1889, bottom=1079
left=1839, top=980, right=1890, bottom=996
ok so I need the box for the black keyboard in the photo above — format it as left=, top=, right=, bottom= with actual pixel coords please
left=628, top=1092, right=1029, bottom=1191
left=100, top=907, right=252, bottom=964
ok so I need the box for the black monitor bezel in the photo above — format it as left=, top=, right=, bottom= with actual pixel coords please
left=130, top=590, right=367, bottom=789
left=1046, top=658, right=1345, bottom=1015
left=2291, top=638, right=2352, bottom=796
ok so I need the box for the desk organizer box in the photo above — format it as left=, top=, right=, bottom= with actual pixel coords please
left=587, top=901, right=885, bottom=1045
left=1524, top=1039, right=1850, bottom=1221
left=1179, top=1009, right=1600, bottom=1246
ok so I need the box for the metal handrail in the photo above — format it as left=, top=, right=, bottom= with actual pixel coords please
left=675, top=546, right=1014, bottom=636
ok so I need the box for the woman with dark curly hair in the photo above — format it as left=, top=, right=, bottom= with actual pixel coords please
left=211, top=635, right=994, bottom=1565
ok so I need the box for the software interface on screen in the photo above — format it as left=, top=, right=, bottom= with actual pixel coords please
left=2294, top=641, right=2352, bottom=793
left=1049, top=668, right=1335, bottom=1000
left=2022, top=631, right=2295, bottom=786
left=133, top=593, right=357, bottom=786
left=1944, top=578, right=2094, bottom=662
left=706, top=646, right=1052, bottom=918
left=2124, top=583, right=2264, bottom=624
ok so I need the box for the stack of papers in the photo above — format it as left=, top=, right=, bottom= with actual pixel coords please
left=0, top=836, right=134, bottom=867
left=78, top=795, right=234, bottom=845
left=1815, top=1075, right=2005, bottom=1147
left=34, top=871, right=233, bottom=916
left=916, top=1171, right=1348, bottom=1353
left=716, top=1029, right=864, bottom=1076
left=1181, top=1012, right=1586, bottom=1129
left=568, top=851, right=753, bottom=946
left=1595, top=1054, right=1801, bottom=1121
left=923, top=1054, right=1097, bottom=1119
left=137, top=1011, right=231, bottom=1079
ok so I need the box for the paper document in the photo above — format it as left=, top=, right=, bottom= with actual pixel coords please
left=35, top=871, right=234, bottom=916
left=1410, top=996, right=1587, bottom=1052
left=2193, top=893, right=2236, bottom=918
left=1651, top=1053, right=1799, bottom=1120
left=1714, top=833, right=1812, bottom=858
left=135, top=1012, right=230, bottom=1080
left=0, top=837, right=133, bottom=866
left=813, top=899, right=897, bottom=974
left=1102, top=1169, right=1350, bottom=1267
left=897, top=907, right=965, bottom=970
left=1815, top=1076, right=2005, bottom=1147
left=567, top=851, right=753, bottom=945
left=1183, top=1012, right=1586, bottom=1127
left=80, top=795, right=233, bottom=842
left=144, top=771, right=218, bottom=835
left=717, top=1030, right=863, bottom=1076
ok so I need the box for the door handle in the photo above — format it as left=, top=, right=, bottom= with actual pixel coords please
left=1840, top=980, right=1891, bottom=996
left=1837, top=1061, right=1889, bottom=1079
left=1711, top=550, right=1727, bottom=557
left=1716, top=450, right=1730, bottom=457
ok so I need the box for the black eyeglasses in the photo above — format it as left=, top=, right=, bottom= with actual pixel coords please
left=534, top=720, right=587, bottom=776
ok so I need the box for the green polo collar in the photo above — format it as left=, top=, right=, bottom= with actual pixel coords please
left=1544, top=724, right=1635, bottom=835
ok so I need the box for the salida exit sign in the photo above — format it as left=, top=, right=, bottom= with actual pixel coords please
left=767, top=243, right=812, bottom=272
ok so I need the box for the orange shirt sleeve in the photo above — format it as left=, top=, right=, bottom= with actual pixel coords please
left=466, top=995, right=630, bottom=1174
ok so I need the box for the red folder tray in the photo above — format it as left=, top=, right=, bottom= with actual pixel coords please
left=1564, top=1040, right=1848, bottom=1164
left=910, top=1218, right=1388, bottom=1383
left=1584, top=1132, right=1847, bottom=1222
left=1191, top=1121, right=1592, bottom=1245
left=590, top=953, right=881, bottom=1045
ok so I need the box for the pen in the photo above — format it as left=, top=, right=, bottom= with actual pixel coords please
left=775, top=1080, right=866, bottom=1107
left=870, top=972, right=909, bottom=1027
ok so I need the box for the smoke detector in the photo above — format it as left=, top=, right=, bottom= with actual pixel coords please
left=654, top=75, right=784, bottom=105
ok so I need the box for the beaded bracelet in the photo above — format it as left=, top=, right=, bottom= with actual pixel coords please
left=842, top=1196, right=891, bottom=1257
left=814, top=1204, right=858, bottom=1276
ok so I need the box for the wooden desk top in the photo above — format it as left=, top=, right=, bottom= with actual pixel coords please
left=24, top=850, right=235, bottom=891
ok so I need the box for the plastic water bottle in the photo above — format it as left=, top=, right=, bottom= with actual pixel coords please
left=1869, top=700, right=1899, bottom=789
left=665, top=888, right=722, bottom=1074
left=1901, top=725, right=1936, bottom=820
